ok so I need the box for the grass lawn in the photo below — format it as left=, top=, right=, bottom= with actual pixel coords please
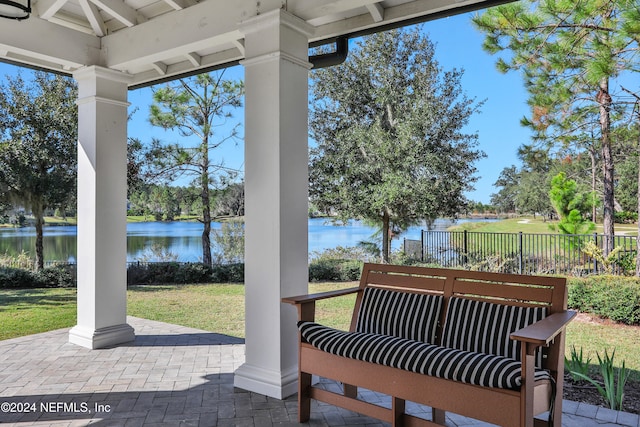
left=1, top=282, right=639, bottom=379
left=454, top=216, right=639, bottom=237
left=0, top=288, right=77, bottom=340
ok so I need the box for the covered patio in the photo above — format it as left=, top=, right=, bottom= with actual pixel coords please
left=0, top=0, right=530, bottom=401
left=2, top=1, right=636, bottom=426
left=1, top=317, right=637, bottom=426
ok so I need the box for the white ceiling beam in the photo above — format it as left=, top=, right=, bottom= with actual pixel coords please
left=79, top=0, right=107, bottom=36
left=47, top=13, right=95, bottom=34
left=185, top=52, right=201, bottom=67
left=89, top=0, right=138, bottom=27
left=310, top=0, right=492, bottom=43
left=163, top=0, right=196, bottom=10
left=289, top=0, right=382, bottom=20
left=36, top=0, right=68, bottom=20
left=102, top=0, right=282, bottom=71
left=130, top=48, right=242, bottom=87
left=0, top=16, right=101, bottom=71
left=151, top=61, right=168, bottom=75
left=232, top=39, right=245, bottom=56
left=366, top=2, right=385, bottom=22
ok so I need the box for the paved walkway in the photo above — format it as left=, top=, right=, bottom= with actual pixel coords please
left=0, top=317, right=638, bottom=427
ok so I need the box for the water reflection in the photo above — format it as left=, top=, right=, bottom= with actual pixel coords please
left=0, top=218, right=494, bottom=263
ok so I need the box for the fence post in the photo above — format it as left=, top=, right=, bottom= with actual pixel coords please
left=593, top=233, right=598, bottom=274
left=421, top=230, right=425, bottom=262
left=518, top=231, right=523, bottom=275
left=463, top=230, right=468, bottom=266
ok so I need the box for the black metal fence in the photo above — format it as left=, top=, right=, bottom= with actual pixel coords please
left=404, top=230, right=637, bottom=276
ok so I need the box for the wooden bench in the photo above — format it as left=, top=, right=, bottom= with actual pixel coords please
left=282, top=263, right=576, bottom=427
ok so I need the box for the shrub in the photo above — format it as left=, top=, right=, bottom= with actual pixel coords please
left=309, top=259, right=363, bottom=281
left=36, top=264, right=77, bottom=288
left=212, top=220, right=245, bottom=264
left=127, top=263, right=152, bottom=286
left=211, top=263, right=244, bottom=283
left=0, top=267, right=39, bottom=288
left=568, top=276, right=640, bottom=325
left=614, top=211, right=637, bottom=224
left=174, top=262, right=213, bottom=284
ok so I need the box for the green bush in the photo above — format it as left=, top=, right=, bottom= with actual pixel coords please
left=614, top=211, right=637, bottom=224
left=308, top=259, right=363, bottom=281
left=210, top=263, right=244, bottom=283
left=126, top=263, right=152, bottom=286
left=127, top=262, right=192, bottom=285
left=0, top=267, right=39, bottom=288
left=36, top=264, right=77, bottom=288
left=174, top=262, right=214, bottom=284
left=568, top=276, right=640, bottom=325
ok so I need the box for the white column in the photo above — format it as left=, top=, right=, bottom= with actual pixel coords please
left=235, top=10, right=313, bottom=399
left=69, top=66, right=135, bottom=349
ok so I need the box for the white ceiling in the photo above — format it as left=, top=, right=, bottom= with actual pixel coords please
left=0, top=0, right=512, bottom=88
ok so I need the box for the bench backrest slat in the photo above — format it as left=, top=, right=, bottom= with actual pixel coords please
left=451, top=278, right=555, bottom=307
left=364, top=271, right=447, bottom=294
left=351, top=263, right=568, bottom=370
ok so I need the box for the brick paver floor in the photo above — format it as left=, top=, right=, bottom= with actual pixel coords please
left=0, top=317, right=637, bottom=427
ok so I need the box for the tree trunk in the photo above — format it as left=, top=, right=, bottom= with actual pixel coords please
left=382, top=210, right=390, bottom=263
left=635, top=106, right=640, bottom=277
left=33, top=204, right=45, bottom=271
left=201, top=142, right=213, bottom=267
left=588, top=147, right=597, bottom=223
left=636, top=142, right=640, bottom=277
left=598, top=79, right=615, bottom=255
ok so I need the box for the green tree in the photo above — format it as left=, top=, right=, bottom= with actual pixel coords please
left=0, top=72, right=77, bottom=270
left=549, top=172, right=595, bottom=235
left=515, top=145, right=554, bottom=218
left=149, top=72, right=244, bottom=267
left=490, top=165, right=519, bottom=213
left=517, top=170, right=553, bottom=218
left=309, top=28, right=485, bottom=262
left=474, top=0, right=640, bottom=254
left=213, top=181, right=244, bottom=217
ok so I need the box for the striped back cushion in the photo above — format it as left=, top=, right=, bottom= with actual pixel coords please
left=355, top=287, right=443, bottom=344
left=441, top=297, right=547, bottom=367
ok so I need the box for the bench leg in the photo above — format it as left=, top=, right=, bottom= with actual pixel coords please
left=298, top=372, right=312, bottom=422
left=433, top=408, right=446, bottom=425
left=392, top=397, right=406, bottom=427
left=343, top=383, right=357, bottom=398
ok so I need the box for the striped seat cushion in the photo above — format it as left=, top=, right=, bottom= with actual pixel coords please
left=299, top=321, right=551, bottom=390
left=355, top=287, right=443, bottom=344
left=441, top=297, right=547, bottom=367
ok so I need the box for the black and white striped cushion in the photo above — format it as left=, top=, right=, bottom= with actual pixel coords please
left=441, top=297, right=547, bottom=367
left=355, top=287, right=443, bottom=344
left=299, top=321, right=551, bottom=390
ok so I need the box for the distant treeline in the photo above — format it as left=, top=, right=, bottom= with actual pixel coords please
left=127, top=182, right=244, bottom=221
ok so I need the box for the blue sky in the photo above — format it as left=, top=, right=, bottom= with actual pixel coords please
left=0, top=11, right=532, bottom=204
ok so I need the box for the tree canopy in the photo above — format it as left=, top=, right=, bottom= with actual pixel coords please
left=148, top=72, right=244, bottom=267
left=474, top=0, right=640, bottom=254
left=309, top=27, right=485, bottom=262
left=0, top=72, right=77, bottom=270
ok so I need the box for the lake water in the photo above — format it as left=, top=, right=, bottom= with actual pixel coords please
left=0, top=218, right=493, bottom=263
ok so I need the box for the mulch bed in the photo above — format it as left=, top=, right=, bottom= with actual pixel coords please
left=563, top=375, right=640, bottom=415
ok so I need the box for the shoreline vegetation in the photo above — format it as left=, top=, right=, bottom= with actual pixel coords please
left=1, top=213, right=549, bottom=229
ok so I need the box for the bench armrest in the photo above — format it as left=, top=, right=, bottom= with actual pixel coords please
left=510, top=310, right=576, bottom=346
left=282, top=287, right=360, bottom=305
left=282, top=287, right=360, bottom=322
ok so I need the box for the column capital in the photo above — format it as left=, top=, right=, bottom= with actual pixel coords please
left=239, top=9, right=314, bottom=39
left=74, top=66, right=133, bottom=103
left=240, top=9, right=313, bottom=70
left=73, top=65, right=133, bottom=85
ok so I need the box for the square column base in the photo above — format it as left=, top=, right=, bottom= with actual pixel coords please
left=234, top=363, right=298, bottom=399
left=69, top=323, right=135, bottom=349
